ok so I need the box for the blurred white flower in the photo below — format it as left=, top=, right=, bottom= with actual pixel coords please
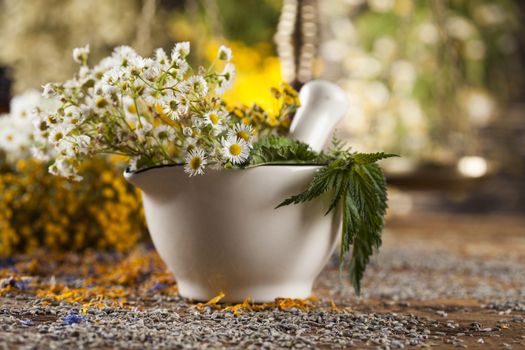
left=345, top=50, right=383, bottom=79
left=72, top=44, right=90, bottom=64
left=462, top=90, right=495, bottom=127
left=321, top=40, right=350, bottom=62
left=418, top=22, right=439, bottom=45
left=10, top=90, right=41, bottom=119
left=375, top=111, right=397, bottom=147
left=474, top=4, right=506, bottom=26
left=0, top=119, right=28, bottom=160
left=331, top=18, right=358, bottom=42
left=368, top=0, right=394, bottom=13
left=399, top=99, right=425, bottom=127
left=0, top=90, right=58, bottom=163
left=340, top=82, right=367, bottom=134
left=390, top=60, right=416, bottom=94
left=216, top=63, right=236, bottom=95
left=446, top=16, right=476, bottom=40
left=365, top=82, right=390, bottom=110
left=343, top=0, right=365, bottom=6
left=217, top=45, right=232, bottom=61
left=171, top=42, right=190, bottom=60
left=373, top=37, right=397, bottom=60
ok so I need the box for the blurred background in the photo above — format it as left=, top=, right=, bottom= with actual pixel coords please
left=0, top=0, right=524, bottom=256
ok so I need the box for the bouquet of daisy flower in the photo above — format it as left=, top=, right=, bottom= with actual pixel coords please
left=36, top=42, right=395, bottom=297
left=33, top=43, right=297, bottom=180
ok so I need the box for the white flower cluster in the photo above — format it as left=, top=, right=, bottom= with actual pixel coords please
left=0, top=90, right=58, bottom=164
left=34, top=43, right=255, bottom=180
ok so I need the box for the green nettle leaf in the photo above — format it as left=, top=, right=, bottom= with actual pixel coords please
left=353, top=152, right=398, bottom=165
left=266, top=135, right=397, bottom=295
left=344, top=162, right=388, bottom=294
left=246, top=136, right=321, bottom=166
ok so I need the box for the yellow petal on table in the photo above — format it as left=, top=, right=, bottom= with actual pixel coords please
left=206, top=291, right=225, bottom=305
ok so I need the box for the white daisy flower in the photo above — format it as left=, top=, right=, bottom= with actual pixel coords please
left=182, top=127, right=193, bottom=137
left=49, top=158, right=82, bottom=181
left=135, top=121, right=153, bottom=141
left=10, top=90, right=42, bottom=118
left=42, top=83, right=57, bottom=98
left=98, top=81, right=119, bottom=97
left=216, top=63, right=236, bottom=95
left=128, top=57, right=147, bottom=76
left=230, top=123, right=253, bottom=142
left=184, top=137, right=197, bottom=153
left=217, top=45, right=232, bottom=61
left=143, top=91, right=165, bottom=108
left=0, top=127, right=22, bottom=153
left=48, top=124, right=72, bottom=145
left=174, top=92, right=190, bottom=114
left=155, top=48, right=170, bottom=69
left=71, top=135, right=91, bottom=155
left=208, top=145, right=225, bottom=170
left=141, top=61, right=161, bottom=81
left=204, top=110, right=225, bottom=130
left=63, top=106, right=84, bottom=126
left=94, top=56, right=116, bottom=74
left=78, top=66, right=91, bottom=79
left=184, top=148, right=207, bottom=176
left=185, top=75, right=208, bottom=97
left=72, top=44, right=90, bottom=64
left=222, top=63, right=235, bottom=84
left=154, top=125, right=176, bottom=142
left=31, top=146, right=50, bottom=162
left=172, top=58, right=189, bottom=78
left=160, top=100, right=180, bottom=120
left=131, top=78, right=147, bottom=96
left=102, top=67, right=121, bottom=85
left=222, top=135, right=250, bottom=165
left=113, top=46, right=139, bottom=67
left=123, top=96, right=139, bottom=124
left=171, top=42, right=190, bottom=60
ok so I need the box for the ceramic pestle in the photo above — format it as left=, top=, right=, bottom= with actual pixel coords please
left=289, top=80, right=349, bottom=152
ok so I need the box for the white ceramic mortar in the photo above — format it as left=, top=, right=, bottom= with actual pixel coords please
left=125, top=80, right=349, bottom=302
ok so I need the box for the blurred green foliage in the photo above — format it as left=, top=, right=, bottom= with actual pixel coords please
left=217, top=0, right=282, bottom=44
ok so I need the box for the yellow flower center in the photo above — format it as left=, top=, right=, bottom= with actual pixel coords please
left=189, top=156, right=202, bottom=170
left=236, top=131, right=250, bottom=141
left=209, top=114, right=219, bottom=125
left=96, top=98, right=108, bottom=108
left=53, top=132, right=64, bottom=142
left=229, top=144, right=242, bottom=156
left=47, top=115, right=57, bottom=124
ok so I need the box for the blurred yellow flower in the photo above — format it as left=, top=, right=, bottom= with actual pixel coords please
left=0, top=158, right=146, bottom=257
left=206, top=41, right=282, bottom=112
